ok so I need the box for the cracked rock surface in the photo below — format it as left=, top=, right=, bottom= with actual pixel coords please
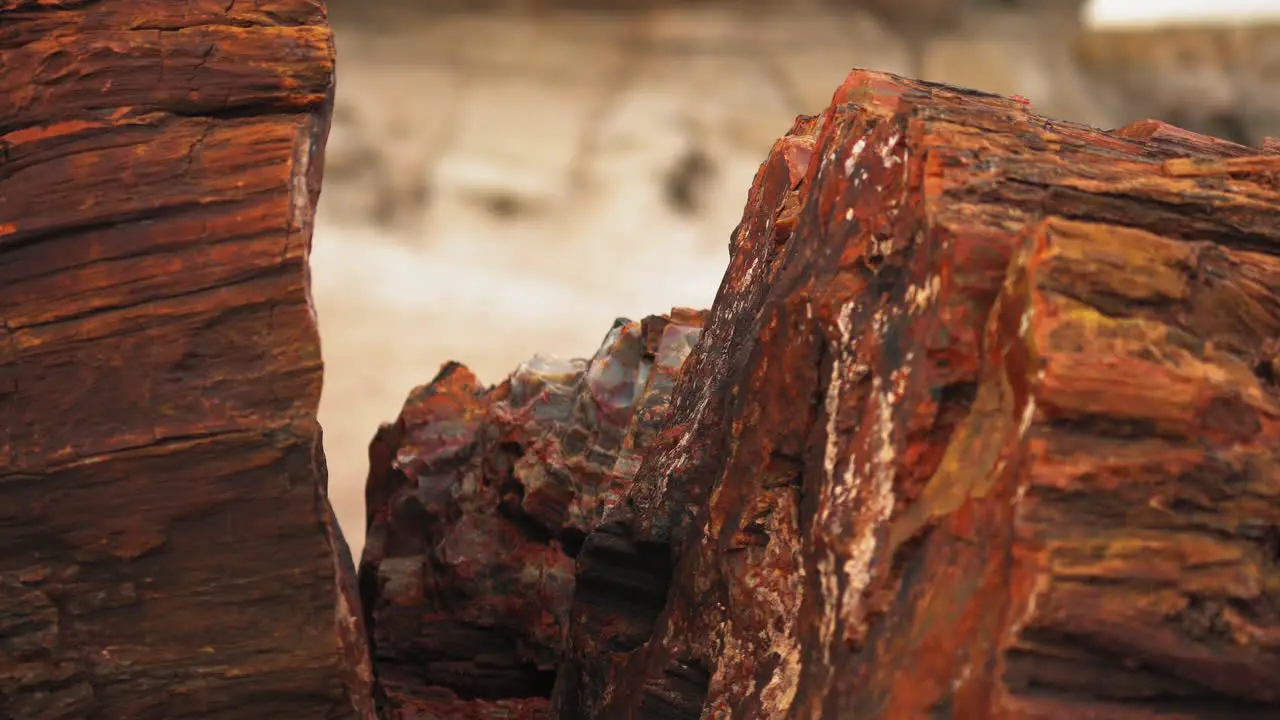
left=360, top=310, right=706, bottom=719
left=556, top=70, right=1280, bottom=719
left=364, top=70, right=1280, bottom=719
left=0, top=2, right=374, bottom=718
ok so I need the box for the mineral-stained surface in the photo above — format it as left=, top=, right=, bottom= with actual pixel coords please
left=363, top=69, right=1280, bottom=719
left=548, top=70, right=1280, bottom=719
left=0, top=2, right=374, bottom=718
left=8, top=2, right=1280, bottom=711
left=360, top=65, right=1280, bottom=712
left=359, top=310, right=706, bottom=718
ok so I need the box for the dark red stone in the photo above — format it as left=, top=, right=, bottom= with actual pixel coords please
left=0, top=1, right=375, bottom=718
left=359, top=311, right=706, bottom=719
left=551, top=70, right=1280, bottom=719
left=360, top=69, right=1280, bottom=720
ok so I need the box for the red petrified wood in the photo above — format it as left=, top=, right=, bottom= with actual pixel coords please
left=360, top=311, right=706, bottom=718
left=354, top=71, right=1280, bottom=718
left=0, top=2, right=374, bottom=718
left=547, top=72, right=1280, bottom=718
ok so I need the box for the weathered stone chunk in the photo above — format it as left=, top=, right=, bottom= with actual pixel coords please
left=355, top=69, right=1280, bottom=719
left=0, top=2, right=373, bottom=718
left=545, top=70, right=1280, bottom=718
left=359, top=311, right=706, bottom=719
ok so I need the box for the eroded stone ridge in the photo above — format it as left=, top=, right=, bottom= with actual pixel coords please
left=359, top=310, right=705, bottom=719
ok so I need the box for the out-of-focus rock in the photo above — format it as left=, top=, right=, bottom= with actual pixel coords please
left=1075, top=23, right=1280, bottom=146
left=0, top=1, right=374, bottom=718
left=547, top=69, right=1280, bottom=718
left=359, top=310, right=706, bottom=718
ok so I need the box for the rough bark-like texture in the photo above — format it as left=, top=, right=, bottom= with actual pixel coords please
left=0, top=2, right=374, bottom=719
left=359, top=311, right=705, bottom=719
left=545, top=71, right=1280, bottom=718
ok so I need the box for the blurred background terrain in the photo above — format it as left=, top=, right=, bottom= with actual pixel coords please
left=311, top=0, right=1280, bottom=558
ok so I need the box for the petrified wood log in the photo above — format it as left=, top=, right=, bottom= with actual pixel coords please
left=360, top=310, right=706, bottom=719
left=363, top=73, right=1280, bottom=718
left=551, top=72, right=1280, bottom=718
left=0, top=2, right=374, bottom=718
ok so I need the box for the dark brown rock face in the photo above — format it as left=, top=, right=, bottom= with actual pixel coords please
left=360, top=311, right=706, bottom=718
left=0, top=2, right=374, bottom=718
left=362, top=69, right=1280, bottom=719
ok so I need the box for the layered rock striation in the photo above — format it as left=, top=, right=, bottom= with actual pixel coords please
left=0, top=2, right=373, bottom=718
left=5, top=0, right=1280, bottom=713
left=364, top=70, right=1280, bottom=719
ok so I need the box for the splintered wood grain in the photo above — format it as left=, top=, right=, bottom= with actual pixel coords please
left=0, top=2, right=333, bottom=134
left=867, top=217, right=1280, bottom=718
left=0, top=2, right=374, bottom=719
left=997, top=219, right=1280, bottom=711
left=556, top=69, right=1280, bottom=719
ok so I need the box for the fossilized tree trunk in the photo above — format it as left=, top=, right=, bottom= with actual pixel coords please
left=0, top=2, right=374, bottom=718
left=556, top=72, right=1280, bottom=719
left=363, top=70, right=1280, bottom=719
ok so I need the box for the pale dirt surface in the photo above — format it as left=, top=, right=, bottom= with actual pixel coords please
left=311, top=5, right=1275, bottom=559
